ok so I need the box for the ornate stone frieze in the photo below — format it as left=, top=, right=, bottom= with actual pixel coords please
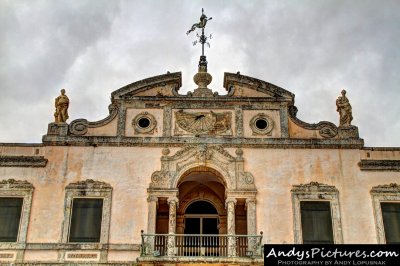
left=149, top=145, right=255, bottom=191
left=371, top=183, right=400, bottom=194
left=291, top=181, right=338, bottom=193
left=174, top=110, right=232, bottom=135
left=0, top=156, right=48, bottom=168
left=47, top=122, right=68, bottom=136
left=359, top=160, right=400, bottom=171
left=65, top=179, right=112, bottom=190
left=0, top=179, right=34, bottom=189
left=69, top=104, right=119, bottom=136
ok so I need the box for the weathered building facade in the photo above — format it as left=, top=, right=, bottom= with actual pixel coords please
left=0, top=68, right=399, bottom=265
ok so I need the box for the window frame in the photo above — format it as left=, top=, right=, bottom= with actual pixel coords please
left=0, top=179, right=33, bottom=244
left=291, top=182, right=343, bottom=244
left=371, top=183, right=400, bottom=244
left=61, top=180, right=112, bottom=244
left=0, top=179, right=34, bottom=263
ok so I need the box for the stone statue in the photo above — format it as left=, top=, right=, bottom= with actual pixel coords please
left=186, top=9, right=212, bottom=35
left=54, top=89, right=69, bottom=123
left=336, top=89, right=353, bottom=127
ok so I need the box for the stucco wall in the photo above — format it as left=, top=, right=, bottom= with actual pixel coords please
left=0, top=145, right=399, bottom=263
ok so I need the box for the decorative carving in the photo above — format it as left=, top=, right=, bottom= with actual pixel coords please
left=249, top=113, right=274, bottom=136
left=163, top=105, right=172, bottom=136
left=54, top=89, right=69, bottom=123
left=318, top=122, right=339, bottom=138
left=291, top=181, right=338, bottom=193
left=371, top=183, right=400, bottom=193
left=239, top=172, right=254, bottom=185
left=150, top=171, right=171, bottom=186
left=65, top=179, right=112, bottom=190
left=359, top=160, right=400, bottom=171
left=132, top=112, right=157, bottom=134
left=47, top=122, right=68, bottom=136
left=336, top=89, right=353, bottom=127
left=0, top=179, right=34, bottom=189
left=0, top=156, right=48, bottom=168
left=175, top=110, right=232, bottom=135
left=69, top=104, right=118, bottom=136
left=69, top=119, right=89, bottom=135
left=149, top=145, right=255, bottom=191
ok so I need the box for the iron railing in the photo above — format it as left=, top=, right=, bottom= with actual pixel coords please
left=140, top=231, right=263, bottom=258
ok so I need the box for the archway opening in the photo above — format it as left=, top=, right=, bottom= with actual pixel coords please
left=177, top=166, right=226, bottom=234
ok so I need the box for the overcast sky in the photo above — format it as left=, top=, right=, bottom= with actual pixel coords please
left=0, top=0, right=399, bottom=146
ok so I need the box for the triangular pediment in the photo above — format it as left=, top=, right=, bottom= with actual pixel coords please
left=111, top=72, right=182, bottom=99
left=223, top=72, right=295, bottom=100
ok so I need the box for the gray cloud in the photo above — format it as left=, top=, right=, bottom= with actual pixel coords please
left=0, top=0, right=399, bottom=146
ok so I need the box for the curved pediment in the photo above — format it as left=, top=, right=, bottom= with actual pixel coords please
left=111, top=72, right=182, bottom=99
left=223, top=72, right=295, bottom=101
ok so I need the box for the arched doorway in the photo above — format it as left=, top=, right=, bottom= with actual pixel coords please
left=176, top=166, right=227, bottom=235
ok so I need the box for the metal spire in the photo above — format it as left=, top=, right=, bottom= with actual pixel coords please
left=186, top=8, right=213, bottom=71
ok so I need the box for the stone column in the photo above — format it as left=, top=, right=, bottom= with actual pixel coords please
left=246, top=198, right=257, bottom=254
left=226, top=198, right=237, bottom=257
left=146, top=196, right=158, bottom=255
left=167, top=197, right=178, bottom=256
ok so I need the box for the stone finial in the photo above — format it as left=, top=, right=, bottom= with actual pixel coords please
left=336, top=89, right=353, bottom=127
left=192, top=56, right=213, bottom=97
left=54, top=89, right=69, bottom=123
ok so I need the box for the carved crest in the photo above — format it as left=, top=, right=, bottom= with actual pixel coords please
left=175, top=110, right=232, bottom=135
left=149, top=145, right=255, bottom=191
left=66, top=179, right=112, bottom=190
left=291, top=181, right=338, bottom=193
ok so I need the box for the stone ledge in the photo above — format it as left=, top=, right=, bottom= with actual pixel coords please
left=0, top=156, right=48, bottom=167
left=42, top=136, right=364, bottom=149
left=137, top=256, right=263, bottom=265
left=359, top=160, right=400, bottom=171
left=0, top=243, right=140, bottom=251
left=0, top=262, right=138, bottom=266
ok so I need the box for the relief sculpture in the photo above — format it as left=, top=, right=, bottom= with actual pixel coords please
left=175, top=110, right=232, bottom=135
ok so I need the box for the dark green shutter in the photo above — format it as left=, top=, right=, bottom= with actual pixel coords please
left=0, top=197, right=23, bottom=242
left=69, top=198, right=103, bottom=242
left=381, top=203, right=400, bottom=244
left=300, top=201, right=334, bottom=244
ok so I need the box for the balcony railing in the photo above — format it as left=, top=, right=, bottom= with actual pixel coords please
left=140, top=231, right=263, bottom=258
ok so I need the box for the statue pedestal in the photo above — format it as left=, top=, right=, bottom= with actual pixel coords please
left=47, top=122, right=68, bottom=136
left=338, top=126, right=359, bottom=138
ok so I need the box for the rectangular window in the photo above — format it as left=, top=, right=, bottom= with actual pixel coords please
left=0, top=197, right=23, bottom=242
left=69, top=198, right=103, bottom=242
left=381, top=202, right=400, bottom=244
left=300, top=201, right=334, bottom=244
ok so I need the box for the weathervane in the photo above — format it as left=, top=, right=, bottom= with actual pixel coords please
left=186, top=8, right=214, bottom=97
left=187, top=8, right=212, bottom=69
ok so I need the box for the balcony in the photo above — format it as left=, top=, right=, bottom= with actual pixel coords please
left=139, top=232, right=263, bottom=264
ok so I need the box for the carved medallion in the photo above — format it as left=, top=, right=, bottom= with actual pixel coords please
left=175, top=110, right=232, bottom=135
